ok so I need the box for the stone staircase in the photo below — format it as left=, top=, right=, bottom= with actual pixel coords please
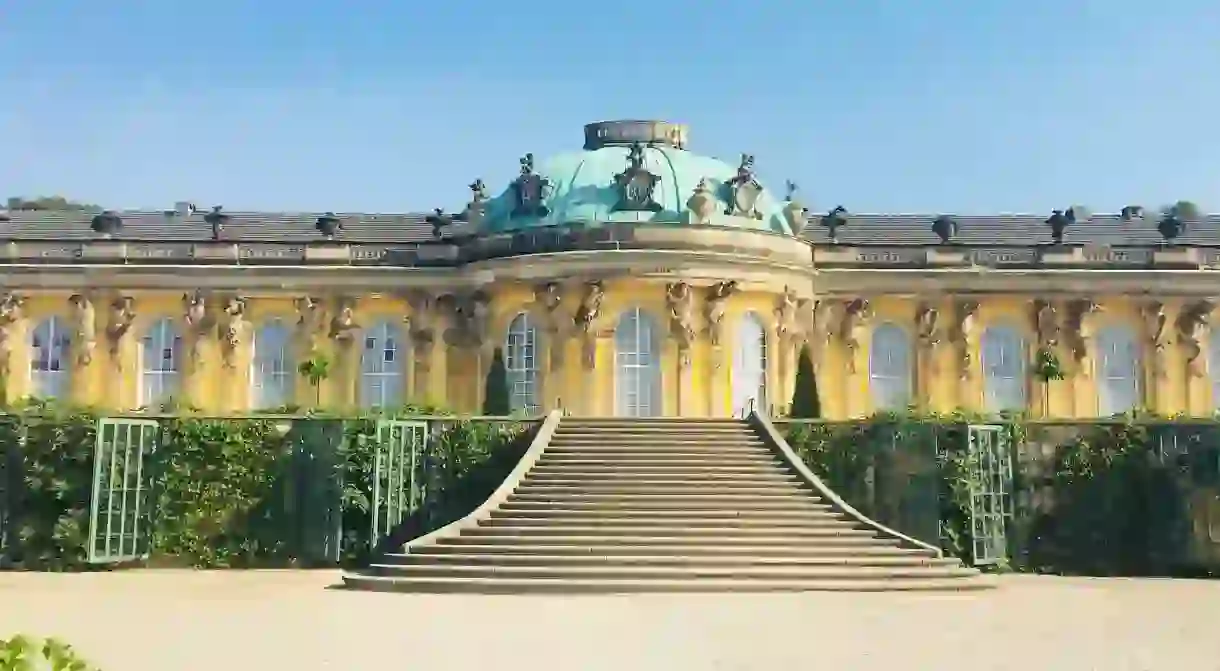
left=343, top=416, right=993, bottom=593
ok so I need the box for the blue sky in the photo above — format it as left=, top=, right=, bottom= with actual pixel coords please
left=1, top=1, right=1217, bottom=214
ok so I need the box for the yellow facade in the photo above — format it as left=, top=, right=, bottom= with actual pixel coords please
left=1, top=279, right=1211, bottom=419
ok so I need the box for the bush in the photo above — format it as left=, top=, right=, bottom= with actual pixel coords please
left=1, top=635, right=98, bottom=671
left=789, top=345, right=820, bottom=418
left=0, top=404, right=533, bottom=571
left=482, top=348, right=511, bottom=416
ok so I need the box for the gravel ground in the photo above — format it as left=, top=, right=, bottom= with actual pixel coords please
left=1, top=571, right=1218, bottom=670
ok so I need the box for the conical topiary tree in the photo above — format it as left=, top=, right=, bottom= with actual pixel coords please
left=789, top=344, right=821, bottom=418
left=482, top=347, right=511, bottom=416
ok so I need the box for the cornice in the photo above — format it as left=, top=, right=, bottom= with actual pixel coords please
left=816, top=267, right=1220, bottom=297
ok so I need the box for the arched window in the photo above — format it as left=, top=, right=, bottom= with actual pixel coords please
left=360, top=320, right=403, bottom=408
left=1210, top=332, right=1220, bottom=412
left=981, top=325, right=1027, bottom=412
left=30, top=316, right=71, bottom=400
left=732, top=311, right=768, bottom=416
left=140, top=318, right=181, bottom=407
left=1096, top=324, right=1141, bottom=416
left=869, top=323, right=912, bottom=412
left=251, top=320, right=294, bottom=409
left=614, top=307, right=662, bottom=417
left=505, top=312, right=541, bottom=414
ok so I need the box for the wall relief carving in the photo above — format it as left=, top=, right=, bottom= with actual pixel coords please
left=952, top=299, right=980, bottom=379
left=533, top=281, right=568, bottom=369
left=218, top=296, right=247, bottom=368
left=666, top=282, right=696, bottom=367
left=0, top=293, right=26, bottom=382
left=1177, top=300, right=1214, bottom=378
left=183, top=291, right=214, bottom=364
left=1033, top=299, right=1060, bottom=349
left=293, top=296, right=326, bottom=352
left=106, top=296, right=136, bottom=361
left=775, top=287, right=801, bottom=345
left=403, top=291, right=439, bottom=375
left=703, top=281, right=738, bottom=348
left=1141, top=300, right=1170, bottom=380
left=840, top=298, right=872, bottom=373
left=574, top=280, right=605, bottom=370
left=69, top=293, right=97, bottom=367
left=328, top=296, right=360, bottom=346
left=1064, top=298, right=1101, bottom=373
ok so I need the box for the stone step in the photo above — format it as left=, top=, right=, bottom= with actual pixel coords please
left=463, top=524, right=872, bottom=540
left=485, top=507, right=840, bottom=521
left=509, top=492, right=812, bottom=504
left=535, top=455, right=782, bottom=466
left=525, top=464, right=787, bottom=476
left=519, top=474, right=801, bottom=486
left=497, top=498, right=833, bottom=512
left=550, top=433, right=764, bottom=442
left=441, top=533, right=883, bottom=547
left=544, top=442, right=770, bottom=452
left=383, top=552, right=953, bottom=568
left=364, top=563, right=977, bottom=581
left=558, top=419, right=749, bottom=427
left=410, top=541, right=915, bottom=558
left=457, top=525, right=874, bottom=539
left=478, top=515, right=851, bottom=529
left=342, top=574, right=995, bottom=594
left=512, top=483, right=811, bottom=496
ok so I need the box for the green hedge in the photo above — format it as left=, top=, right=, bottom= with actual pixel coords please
left=1, top=635, right=99, bottom=671
left=0, top=404, right=533, bottom=571
left=784, top=412, right=1220, bottom=577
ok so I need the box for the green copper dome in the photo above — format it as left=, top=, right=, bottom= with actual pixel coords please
left=479, top=121, right=800, bottom=236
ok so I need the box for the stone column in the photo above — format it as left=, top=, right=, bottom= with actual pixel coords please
left=1064, top=298, right=1101, bottom=417
left=913, top=302, right=944, bottom=411
left=703, top=281, right=738, bottom=417
left=293, top=296, right=326, bottom=408
left=1031, top=299, right=1061, bottom=418
left=0, top=293, right=26, bottom=405
left=1140, top=299, right=1171, bottom=414
left=573, top=281, right=605, bottom=416
left=666, top=282, right=697, bottom=417
left=773, top=288, right=802, bottom=417
left=1176, top=300, right=1214, bottom=414
left=104, top=295, right=137, bottom=409
left=180, top=291, right=213, bottom=409
left=839, top=298, right=871, bottom=418
left=68, top=293, right=98, bottom=406
left=328, top=296, right=360, bottom=410
left=534, top=281, right=570, bottom=413
left=951, top=298, right=979, bottom=410
left=216, top=295, right=248, bottom=412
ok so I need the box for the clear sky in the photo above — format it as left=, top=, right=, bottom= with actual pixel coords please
left=1, top=1, right=1217, bottom=215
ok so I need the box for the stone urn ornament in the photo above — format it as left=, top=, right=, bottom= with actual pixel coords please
left=782, top=180, right=809, bottom=235
left=931, top=214, right=958, bottom=244
left=686, top=178, right=717, bottom=226
left=819, top=206, right=848, bottom=243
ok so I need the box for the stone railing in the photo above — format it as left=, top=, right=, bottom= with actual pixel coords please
left=812, top=244, right=1220, bottom=270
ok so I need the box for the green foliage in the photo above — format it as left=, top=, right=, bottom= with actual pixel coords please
left=482, top=348, right=511, bottom=416
left=785, top=411, right=1215, bottom=576
left=1031, top=346, right=1065, bottom=382
left=296, top=354, right=331, bottom=406
left=0, top=635, right=98, bottom=671
left=789, top=345, right=820, bottom=418
left=0, top=403, right=531, bottom=571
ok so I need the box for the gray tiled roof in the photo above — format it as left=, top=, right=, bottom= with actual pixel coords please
left=1, top=208, right=1217, bottom=247
left=799, top=213, right=1220, bottom=247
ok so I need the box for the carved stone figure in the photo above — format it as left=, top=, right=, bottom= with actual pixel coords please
left=775, top=287, right=801, bottom=344
left=666, top=282, right=696, bottom=366
left=1033, top=300, right=1059, bottom=348
left=686, top=178, right=717, bottom=226
left=293, top=296, right=326, bottom=351
left=106, top=296, right=136, bottom=360
left=1065, top=298, right=1101, bottom=370
left=1178, top=300, right=1214, bottom=377
left=952, top=299, right=980, bottom=379
left=69, top=293, right=97, bottom=367
left=840, top=298, right=872, bottom=373
left=724, top=154, right=764, bottom=219
left=704, top=281, right=739, bottom=347
left=0, top=293, right=25, bottom=381
left=218, top=296, right=247, bottom=368
left=916, top=303, right=942, bottom=351
left=781, top=180, right=809, bottom=235
left=510, top=153, right=551, bottom=218
left=810, top=299, right=838, bottom=360
left=534, top=282, right=567, bottom=369
left=574, top=281, right=605, bottom=369
left=183, top=291, right=209, bottom=333
left=1141, top=300, right=1170, bottom=379
left=464, top=179, right=489, bottom=228
left=612, top=142, right=662, bottom=212
left=328, top=297, right=359, bottom=344
left=403, top=291, right=438, bottom=374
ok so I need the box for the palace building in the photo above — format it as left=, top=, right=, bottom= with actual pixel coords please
left=1, top=119, right=1218, bottom=418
